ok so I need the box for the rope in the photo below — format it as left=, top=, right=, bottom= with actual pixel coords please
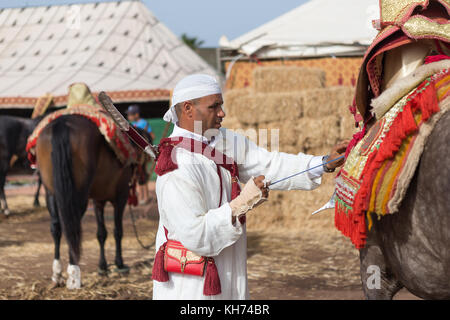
left=269, top=155, right=345, bottom=187
left=128, top=204, right=154, bottom=251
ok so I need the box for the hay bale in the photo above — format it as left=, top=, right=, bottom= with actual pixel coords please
left=246, top=191, right=284, bottom=230
left=222, top=116, right=253, bottom=131
left=339, top=114, right=358, bottom=140
left=223, top=88, right=252, bottom=116
left=296, top=115, right=341, bottom=151
left=257, top=120, right=299, bottom=147
left=246, top=174, right=338, bottom=231
left=253, top=66, right=326, bottom=93
left=229, top=92, right=303, bottom=124
left=301, top=86, right=354, bottom=118
left=277, top=173, right=337, bottom=231
left=277, top=144, right=300, bottom=155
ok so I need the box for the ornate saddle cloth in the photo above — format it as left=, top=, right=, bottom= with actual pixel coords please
left=26, top=104, right=138, bottom=166
left=335, top=68, right=450, bottom=249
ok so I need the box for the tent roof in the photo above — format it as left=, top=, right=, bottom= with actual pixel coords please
left=220, top=0, right=380, bottom=59
left=0, top=0, right=218, bottom=108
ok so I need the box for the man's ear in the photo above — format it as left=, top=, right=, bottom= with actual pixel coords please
left=183, top=101, right=194, bottom=119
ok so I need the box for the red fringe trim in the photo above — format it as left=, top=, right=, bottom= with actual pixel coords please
left=424, top=55, right=450, bottom=64
left=345, top=125, right=367, bottom=159
left=335, top=79, right=440, bottom=248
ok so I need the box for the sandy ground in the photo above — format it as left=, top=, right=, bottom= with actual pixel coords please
left=0, top=178, right=418, bottom=300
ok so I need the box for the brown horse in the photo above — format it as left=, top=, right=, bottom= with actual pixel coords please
left=359, top=111, right=450, bottom=299
left=36, top=114, right=149, bottom=289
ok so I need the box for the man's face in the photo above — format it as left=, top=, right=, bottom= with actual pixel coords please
left=127, top=112, right=138, bottom=122
left=191, top=94, right=225, bottom=133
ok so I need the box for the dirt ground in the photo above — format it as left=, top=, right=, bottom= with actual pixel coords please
left=0, top=179, right=418, bottom=300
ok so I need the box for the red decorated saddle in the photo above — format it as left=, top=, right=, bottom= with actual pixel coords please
left=26, top=104, right=138, bottom=166
left=335, top=0, right=450, bottom=249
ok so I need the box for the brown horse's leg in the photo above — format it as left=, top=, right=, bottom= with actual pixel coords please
left=113, top=192, right=129, bottom=272
left=359, top=220, right=403, bottom=300
left=94, top=200, right=108, bottom=275
left=33, top=172, right=42, bottom=207
left=46, top=189, right=64, bottom=286
left=0, top=164, right=9, bottom=215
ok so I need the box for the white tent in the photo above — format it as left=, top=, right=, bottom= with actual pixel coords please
left=0, top=0, right=218, bottom=108
left=220, top=0, right=380, bottom=59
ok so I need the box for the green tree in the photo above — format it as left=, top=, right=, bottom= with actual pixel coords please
left=181, top=33, right=205, bottom=50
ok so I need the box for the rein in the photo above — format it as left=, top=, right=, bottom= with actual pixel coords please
left=269, top=155, right=345, bottom=187
left=128, top=204, right=154, bottom=250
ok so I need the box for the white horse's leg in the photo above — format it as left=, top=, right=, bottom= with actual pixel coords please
left=0, top=196, right=7, bottom=215
left=0, top=181, right=9, bottom=215
left=51, top=259, right=64, bottom=286
left=66, top=264, right=81, bottom=289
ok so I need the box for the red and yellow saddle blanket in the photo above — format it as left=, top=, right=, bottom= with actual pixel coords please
left=335, top=68, right=450, bottom=249
left=26, top=104, right=137, bottom=166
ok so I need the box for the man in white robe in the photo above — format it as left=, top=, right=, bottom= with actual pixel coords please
left=153, top=74, right=347, bottom=300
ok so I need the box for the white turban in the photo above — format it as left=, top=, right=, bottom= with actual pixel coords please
left=164, top=74, right=222, bottom=123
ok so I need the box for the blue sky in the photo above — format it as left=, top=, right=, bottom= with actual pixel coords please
left=0, top=0, right=308, bottom=46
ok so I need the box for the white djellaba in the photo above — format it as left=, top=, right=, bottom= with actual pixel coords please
left=153, top=73, right=326, bottom=299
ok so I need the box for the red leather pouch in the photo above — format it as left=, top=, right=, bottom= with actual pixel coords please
left=163, top=240, right=206, bottom=276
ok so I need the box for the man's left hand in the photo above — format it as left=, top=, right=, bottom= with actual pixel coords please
left=326, top=140, right=350, bottom=170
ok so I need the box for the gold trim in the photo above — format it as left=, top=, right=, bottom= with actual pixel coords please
left=380, top=0, right=427, bottom=24
left=403, top=16, right=450, bottom=41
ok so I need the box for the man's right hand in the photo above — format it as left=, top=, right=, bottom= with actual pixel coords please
left=229, top=175, right=269, bottom=223
left=253, top=175, right=269, bottom=199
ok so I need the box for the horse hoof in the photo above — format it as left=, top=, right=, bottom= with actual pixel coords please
left=50, top=280, right=64, bottom=289
left=114, top=265, right=130, bottom=275
left=66, top=265, right=81, bottom=289
left=98, top=268, right=109, bottom=276
left=4, top=209, right=10, bottom=216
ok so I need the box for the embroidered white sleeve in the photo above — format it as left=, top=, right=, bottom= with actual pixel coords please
left=307, top=156, right=325, bottom=179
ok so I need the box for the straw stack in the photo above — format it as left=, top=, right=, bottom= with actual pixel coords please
left=253, top=66, right=326, bottom=93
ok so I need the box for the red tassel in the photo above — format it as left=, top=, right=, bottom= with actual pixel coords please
left=151, top=243, right=169, bottom=282
left=155, top=139, right=178, bottom=176
left=203, top=258, right=221, bottom=296
left=128, top=183, right=138, bottom=206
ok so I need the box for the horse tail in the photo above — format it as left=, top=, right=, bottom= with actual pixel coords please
left=51, top=117, right=82, bottom=262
